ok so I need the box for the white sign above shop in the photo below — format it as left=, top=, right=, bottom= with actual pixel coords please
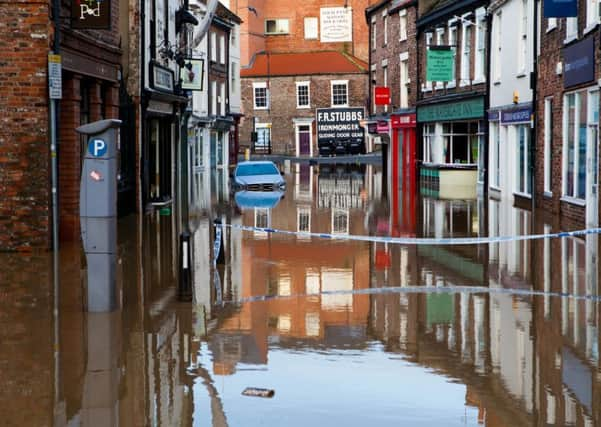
left=320, top=7, right=353, bottom=43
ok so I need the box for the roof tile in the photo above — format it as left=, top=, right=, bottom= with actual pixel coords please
left=241, top=51, right=368, bottom=77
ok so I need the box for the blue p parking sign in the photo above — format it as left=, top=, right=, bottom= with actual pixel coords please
left=88, top=138, right=108, bottom=157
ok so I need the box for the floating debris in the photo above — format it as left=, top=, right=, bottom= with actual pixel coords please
left=242, top=387, right=275, bottom=398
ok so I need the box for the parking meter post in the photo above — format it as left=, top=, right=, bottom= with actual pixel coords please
left=76, top=119, right=122, bottom=313
left=179, top=231, right=193, bottom=301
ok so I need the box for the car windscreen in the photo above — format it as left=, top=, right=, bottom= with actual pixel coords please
left=236, top=163, right=279, bottom=176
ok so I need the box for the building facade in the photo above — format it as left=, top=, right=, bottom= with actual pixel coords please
left=416, top=0, right=489, bottom=200
left=536, top=0, right=601, bottom=228
left=240, top=51, right=368, bottom=156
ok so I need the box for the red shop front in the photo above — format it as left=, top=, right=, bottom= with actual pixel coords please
left=390, top=113, right=417, bottom=237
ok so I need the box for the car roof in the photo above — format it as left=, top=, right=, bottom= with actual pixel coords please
left=236, top=161, right=277, bottom=166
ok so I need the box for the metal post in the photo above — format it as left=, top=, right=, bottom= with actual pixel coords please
left=50, top=93, right=59, bottom=253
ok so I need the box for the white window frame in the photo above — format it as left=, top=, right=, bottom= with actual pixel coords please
left=489, top=121, right=500, bottom=189
left=547, top=17, right=558, bottom=32
left=330, top=80, right=349, bottom=107
left=448, top=19, right=458, bottom=88
left=565, top=17, right=578, bottom=42
left=210, top=32, right=217, bottom=62
left=383, top=64, right=388, bottom=112
left=371, top=16, right=377, bottom=50
left=219, top=35, right=225, bottom=64
left=514, top=124, right=531, bottom=196
left=371, top=64, right=377, bottom=114
left=400, top=52, right=409, bottom=109
left=435, top=28, right=445, bottom=89
left=399, top=9, right=407, bottom=41
left=296, top=81, right=310, bottom=109
left=220, top=82, right=226, bottom=116
left=424, top=32, right=433, bottom=91
left=493, top=12, right=502, bottom=83
left=474, top=8, right=487, bottom=83
left=383, top=10, right=388, bottom=46
left=586, top=0, right=600, bottom=31
left=253, top=82, right=268, bottom=110
left=304, top=17, right=318, bottom=39
left=265, top=18, right=290, bottom=35
left=460, top=18, right=472, bottom=86
left=544, top=97, right=553, bottom=195
left=211, top=80, right=217, bottom=115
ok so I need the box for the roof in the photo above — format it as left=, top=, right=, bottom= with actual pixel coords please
left=241, top=51, right=368, bottom=78
left=215, top=2, right=242, bottom=25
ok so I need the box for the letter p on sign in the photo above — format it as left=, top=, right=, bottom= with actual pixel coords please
left=88, top=138, right=108, bottom=157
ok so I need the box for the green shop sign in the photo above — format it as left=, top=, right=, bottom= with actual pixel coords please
left=417, top=97, right=485, bottom=123
left=426, top=47, right=454, bottom=82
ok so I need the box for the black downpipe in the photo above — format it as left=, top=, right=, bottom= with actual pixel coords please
left=484, top=9, right=493, bottom=195
left=531, top=0, right=539, bottom=215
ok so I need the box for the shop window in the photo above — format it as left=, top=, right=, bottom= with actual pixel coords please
left=490, top=122, right=500, bottom=188
left=423, top=124, right=435, bottom=163
left=441, top=122, right=482, bottom=165
left=516, top=125, right=531, bottom=195
left=563, top=90, right=592, bottom=200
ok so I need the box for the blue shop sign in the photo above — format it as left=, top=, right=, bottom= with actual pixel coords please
left=501, top=107, right=532, bottom=124
left=544, top=0, right=577, bottom=18
left=488, top=110, right=500, bottom=121
left=564, top=37, right=595, bottom=88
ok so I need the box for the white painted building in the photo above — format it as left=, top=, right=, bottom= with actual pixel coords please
left=488, top=0, right=535, bottom=201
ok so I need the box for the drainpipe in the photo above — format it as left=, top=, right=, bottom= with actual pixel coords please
left=484, top=6, right=492, bottom=195
left=531, top=0, right=539, bottom=216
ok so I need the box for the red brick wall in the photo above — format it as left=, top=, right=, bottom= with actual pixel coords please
left=369, top=3, right=418, bottom=115
left=535, top=0, right=600, bottom=226
left=240, top=72, right=368, bottom=154
left=235, top=0, right=378, bottom=66
left=0, top=0, right=52, bottom=250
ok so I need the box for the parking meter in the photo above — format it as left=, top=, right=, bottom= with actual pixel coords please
left=76, top=119, right=122, bottom=312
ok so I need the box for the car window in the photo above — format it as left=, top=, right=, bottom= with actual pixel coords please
left=236, top=163, right=279, bottom=176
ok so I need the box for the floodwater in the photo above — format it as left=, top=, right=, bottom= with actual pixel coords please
left=2, top=161, right=601, bottom=426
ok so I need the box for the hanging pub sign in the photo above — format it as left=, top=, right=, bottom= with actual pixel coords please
left=426, top=46, right=454, bottom=82
left=180, top=58, right=204, bottom=91
left=543, top=0, right=577, bottom=18
left=71, top=0, right=111, bottom=29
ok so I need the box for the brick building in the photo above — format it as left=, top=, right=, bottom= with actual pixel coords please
left=240, top=51, right=368, bottom=156
left=366, top=0, right=418, bottom=236
left=416, top=0, right=489, bottom=200
left=232, top=0, right=375, bottom=157
left=536, top=1, right=601, bottom=228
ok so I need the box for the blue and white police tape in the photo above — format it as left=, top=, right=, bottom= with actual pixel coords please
left=224, top=285, right=601, bottom=305
left=215, top=222, right=601, bottom=246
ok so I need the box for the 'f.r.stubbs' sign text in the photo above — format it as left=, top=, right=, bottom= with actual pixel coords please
left=317, top=108, right=365, bottom=145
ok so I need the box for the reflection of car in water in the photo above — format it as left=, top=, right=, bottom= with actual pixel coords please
left=234, top=190, right=284, bottom=210
left=232, top=161, right=286, bottom=192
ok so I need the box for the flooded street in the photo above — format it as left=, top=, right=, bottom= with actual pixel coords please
left=2, top=162, right=601, bottom=426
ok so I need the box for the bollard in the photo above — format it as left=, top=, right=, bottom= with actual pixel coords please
left=245, top=148, right=250, bottom=161
left=179, top=231, right=193, bottom=301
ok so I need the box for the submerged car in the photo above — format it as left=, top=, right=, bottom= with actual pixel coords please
left=232, top=161, right=286, bottom=192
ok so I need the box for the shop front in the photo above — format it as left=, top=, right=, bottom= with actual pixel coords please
left=390, top=111, right=417, bottom=236
left=417, top=96, right=486, bottom=199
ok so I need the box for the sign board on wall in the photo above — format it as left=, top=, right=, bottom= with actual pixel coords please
left=71, top=0, right=111, bottom=29
left=543, top=0, right=577, bottom=17
left=374, top=87, right=390, bottom=106
left=320, top=7, right=353, bottom=43
left=426, top=47, right=454, bottom=82
left=417, top=97, right=484, bottom=123
left=317, top=108, right=365, bottom=145
left=180, top=59, right=204, bottom=91
left=48, top=54, right=62, bottom=99
left=563, top=37, right=595, bottom=88
left=500, top=107, right=532, bottom=124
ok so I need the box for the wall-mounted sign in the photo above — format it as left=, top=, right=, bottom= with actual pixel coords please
left=426, top=47, right=454, bottom=82
left=317, top=107, right=365, bottom=145
left=391, top=114, right=416, bottom=128
left=488, top=110, right=500, bottom=121
left=544, top=0, right=577, bottom=18
left=501, top=107, right=532, bottom=124
left=48, top=54, right=62, bottom=100
left=417, top=97, right=484, bottom=123
left=374, top=87, right=390, bottom=106
left=71, top=0, right=111, bottom=29
left=563, top=37, right=595, bottom=88
left=150, top=62, right=174, bottom=92
left=367, top=122, right=377, bottom=134
left=180, top=58, right=204, bottom=91
left=320, top=7, right=353, bottom=43
left=377, top=121, right=390, bottom=134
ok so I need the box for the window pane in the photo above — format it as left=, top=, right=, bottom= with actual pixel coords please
left=578, top=93, right=587, bottom=199
left=567, top=94, right=576, bottom=196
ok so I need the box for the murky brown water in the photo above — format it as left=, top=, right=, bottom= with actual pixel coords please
left=1, top=162, right=600, bottom=426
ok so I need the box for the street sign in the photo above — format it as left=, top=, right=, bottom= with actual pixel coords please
left=426, top=47, right=454, bottom=82
left=544, top=0, right=577, bottom=17
left=48, top=54, right=62, bottom=99
left=374, top=87, right=390, bottom=106
left=88, top=138, right=108, bottom=157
